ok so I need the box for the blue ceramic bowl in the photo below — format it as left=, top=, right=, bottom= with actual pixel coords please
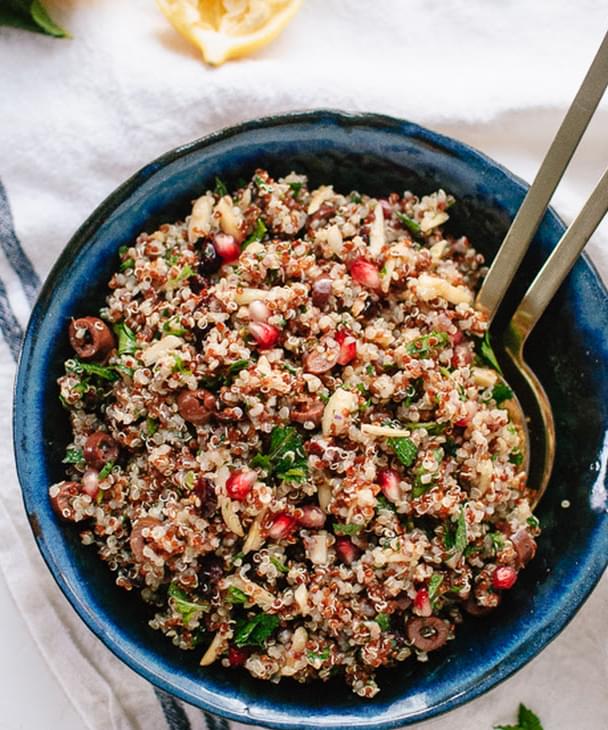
left=14, top=111, right=608, bottom=729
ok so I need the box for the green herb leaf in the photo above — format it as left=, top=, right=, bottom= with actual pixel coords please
left=333, top=523, right=362, bottom=536
left=527, top=515, right=540, bottom=529
left=510, top=450, right=524, bottom=466
left=234, top=613, right=279, bottom=648
left=68, top=360, right=119, bottom=382
left=167, top=264, right=194, bottom=289
left=376, top=494, right=396, bottom=512
left=289, top=181, right=303, bottom=196
left=350, top=192, right=362, bottom=204
left=389, top=436, right=418, bottom=467
left=478, top=330, right=503, bottom=374
left=113, top=322, right=137, bottom=356
left=228, top=359, right=250, bottom=375
left=172, top=355, right=192, bottom=375
left=443, top=520, right=456, bottom=550
left=162, top=317, right=188, bottom=337
left=395, top=211, right=422, bottom=237
left=491, top=381, right=513, bottom=404
left=98, top=461, right=114, bottom=480
left=494, top=703, right=544, bottom=730
left=306, top=647, right=330, bottom=662
left=62, top=448, right=84, bottom=465
left=454, top=507, right=468, bottom=553
left=428, top=574, right=444, bottom=602
left=375, top=613, right=391, bottom=631
left=252, top=426, right=308, bottom=483
left=283, top=362, right=298, bottom=375
left=214, top=176, right=228, bottom=197
left=254, top=175, right=272, bottom=193
left=489, top=531, right=505, bottom=552
left=0, top=0, right=70, bottom=37
left=168, top=582, right=207, bottom=624
left=120, top=258, right=135, bottom=272
left=226, top=586, right=247, bottom=604
left=270, top=556, right=289, bottom=574
left=243, top=218, right=267, bottom=249
left=145, top=417, right=159, bottom=436
left=406, top=331, right=449, bottom=358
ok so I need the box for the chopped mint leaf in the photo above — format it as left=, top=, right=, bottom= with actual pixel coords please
left=376, top=494, right=395, bottom=512
left=333, top=523, right=362, bottom=536
left=494, top=702, right=544, bottom=730
left=168, top=582, right=207, bottom=624
left=120, top=258, right=134, bottom=272
left=406, top=331, right=449, bottom=358
left=489, top=531, right=505, bottom=552
left=270, top=556, right=289, bottom=574
left=234, top=613, right=279, bottom=648
left=428, top=574, right=444, bottom=603
left=226, top=586, right=247, bottom=604
left=228, top=359, right=250, bottom=375
left=113, top=322, right=137, bottom=355
left=172, top=355, right=192, bottom=375
left=454, top=507, right=468, bottom=553
left=98, top=461, right=114, bottom=480
left=162, top=317, right=188, bottom=337
left=254, top=175, right=272, bottom=193
left=289, top=181, right=303, bottom=196
left=350, top=192, right=362, bottom=203
left=510, top=450, right=524, bottom=466
left=492, top=381, right=513, bottom=404
left=375, top=613, right=391, bottom=631
left=527, top=515, right=540, bottom=529
left=67, top=360, right=119, bottom=382
left=251, top=426, right=308, bottom=483
left=404, top=421, right=446, bottom=435
left=395, top=211, right=421, bottom=237
left=62, top=448, right=84, bottom=465
left=243, top=218, right=267, bottom=249
left=214, top=176, right=228, bottom=197
left=389, top=436, right=417, bottom=467
left=478, top=330, right=503, bottom=374
left=306, top=647, right=330, bottom=663
left=145, top=417, right=158, bottom=436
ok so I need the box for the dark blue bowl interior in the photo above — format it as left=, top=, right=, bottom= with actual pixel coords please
left=14, top=111, right=608, bottom=729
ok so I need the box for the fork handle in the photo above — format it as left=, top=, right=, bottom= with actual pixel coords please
left=506, top=165, right=608, bottom=350
left=476, top=30, right=608, bottom=322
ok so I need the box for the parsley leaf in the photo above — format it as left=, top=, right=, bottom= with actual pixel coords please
left=243, top=218, right=267, bottom=249
left=254, top=175, right=272, bottom=193
left=478, top=330, right=503, bottom=374
left=510, top=450, right=524, bottom=466
left=62, top=448, right=84, bottom=465
left=333, top=523, right=362, bottom=536
left=228, top=359, right=250, bottom=375
left=113, top=322, right=137, bottom=356
left=251, top=426, right=308, bottom=483
left=428, top=573, right=444, bottom=602
left=389, top=437, right=417, bottom=467
left=234, top=613, right=279, bottom=648
left=214, top=176, right=228, bottom=197
left=67, top=360, right=119, bottom=382
left=492, top=381, right=513, bottom=404
left=495, top=703, right=544, bottom=730
left=454, top=507, right=468, bottom=553
left=146, top=417, right=158, bottom=436
left=226, top=586, right=247, bottom=604
left=406, top=331, right=449, bottom=358
left=375, top=613, right=391, bottom=631
left=376, top=494, right=396, bottom=512
left=289, top=181, right=303, bottom=196
left=98, top=461, right=114, bottom=480
left=306, top=647, right=330, bottom=662
left=395, top=211, right=422, bottom=237
left=404, top=421, right=446, bottom=435
left=167, top=264, right=194, bottom=289
left=270, top=556, right=289, bottom=574
left=0, top=0, right=70, bottom=38
left=168, top=582, right=207, bottom=624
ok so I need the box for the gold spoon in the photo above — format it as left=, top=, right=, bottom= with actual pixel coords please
left=475, top=30, right=608, bottom=508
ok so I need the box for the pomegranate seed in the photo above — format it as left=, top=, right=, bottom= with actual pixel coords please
left=81, top=469, right=99, bottom=499
left=268, top=513, right=297, bottom=540
left=213, top=233, right=240, bottom=263
left=492, top=565, right=518, bottom=590
left=454, top=417, right=470, bottom=428
left=349, top=257, right=381, bottom=290
left=378, top=468, right=400, bottom=503
left=228, top=646, right=249, bottom=667
left=225, top=470, right=256, bottom=501
left=413, top=587, right=433, bottom=617
left=378, top=199, right=392, bottom=219
left=248, top=299, right=270, bottom=322
left=335, top=329, right=357, bottom=365
left=335, top=537, right=360, bottom=565
left=297, top=504, right=326, bottom=529
left=249, top=322, right=280, bottom=349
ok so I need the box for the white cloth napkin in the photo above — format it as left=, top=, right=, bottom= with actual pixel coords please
left=1, top=2, right=607, bottom=729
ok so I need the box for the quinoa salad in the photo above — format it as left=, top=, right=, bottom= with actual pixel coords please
left=50, top=170, right=540, bottom=698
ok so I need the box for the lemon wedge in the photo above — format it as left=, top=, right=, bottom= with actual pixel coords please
left=157, top=0, right=303, bottom=66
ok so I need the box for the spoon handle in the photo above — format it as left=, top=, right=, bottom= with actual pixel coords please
left=507, top=165, right=608, bottom=350
left=476, top=31, right=608, bottom=323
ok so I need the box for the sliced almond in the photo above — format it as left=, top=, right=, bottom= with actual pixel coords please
left=321, top=388, right=358, bottom=437
left=420, top=210, right=449, bottom=233
left=368, top=202, right=385, bottom=255
left=361, top=424, right=413, bottom=439
left=472, top=367, right=498, bottom=388
left=200, top=631, right=225, bottom=667
left=140, top=335, right=184, bottom=366
left=218, top=495, right=244, bottom=537
left=242, top=509, right=267, bottom=554
left=307, top=186, right=334, bottom=214
left=216, top=195, right=243, bottom=239
left=317, top=482, right=332, bottom=512
left=188, top=194, right=214, bottom=243
left=414, top=273, right=473, bottom=306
